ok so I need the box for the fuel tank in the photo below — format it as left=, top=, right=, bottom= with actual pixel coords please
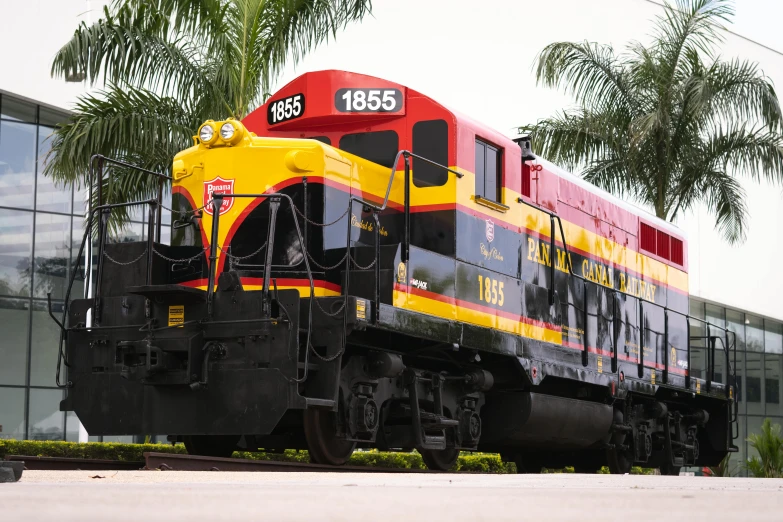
left=480, top=392, right=613, bottom=449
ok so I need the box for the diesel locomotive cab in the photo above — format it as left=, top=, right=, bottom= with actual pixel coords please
left=58, top=70, right=737, bottom=472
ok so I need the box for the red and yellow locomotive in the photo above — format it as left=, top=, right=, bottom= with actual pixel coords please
left=60, top=70, right=736, bottom=472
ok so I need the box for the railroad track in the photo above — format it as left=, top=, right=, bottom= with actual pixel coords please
left=5, top=452, right=433, bottom=473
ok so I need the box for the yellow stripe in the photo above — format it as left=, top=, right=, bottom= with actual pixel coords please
left=175, top=138, right=687, bottom=293
left=394, top=289, right=562, bottom=345
left=188, top=285, right=340, bottom=297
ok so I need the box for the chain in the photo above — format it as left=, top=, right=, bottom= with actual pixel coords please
left=307, top=251, right=348, bottom=271
left=103, top=248, right=147, bottom=266
left=308, top=339, right=346, bottom=362
left=152, top=247, right=207, bottom=263
left=219, top=241, right=267, bottom=261
left=293, top=205, right=350, bottom=227
left=350, top=253, right=377, bottom=270
left=313, top=295, right=347, bottom=318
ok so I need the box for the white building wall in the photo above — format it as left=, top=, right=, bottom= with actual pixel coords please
left=2, top=0, right=782, bottom=319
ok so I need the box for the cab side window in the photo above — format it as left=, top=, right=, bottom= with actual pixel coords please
left=475, top=138, right=502, bottom=202
left=412, top=119, right=449, bottom=187
left=339, top=131, right=399, bottom=168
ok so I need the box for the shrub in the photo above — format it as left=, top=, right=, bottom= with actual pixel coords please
left=0, top=440, right=512, bottom=472
left=745, top=419, right=783, bottom=478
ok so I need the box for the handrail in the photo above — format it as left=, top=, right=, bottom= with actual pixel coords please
left=54, top=196, right=161, bottom=388
left=344, top=150, right=463, bottom=321
left=206, top=192, right=314, bottom=384
left=515, top=195, right=737, bottom=394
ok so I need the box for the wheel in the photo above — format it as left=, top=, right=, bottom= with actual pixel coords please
left=514, top=454, right=546, bottom=474
left=183, top=435, right=239, bottom=458
left=303, top=408, right=356, bottom=466
left=419, top=448, right=459, bottom=471
left=606, top=429, right=634, bottom=474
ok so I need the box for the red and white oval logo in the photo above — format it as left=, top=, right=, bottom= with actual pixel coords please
left=203, top=177, right=235, bottom=216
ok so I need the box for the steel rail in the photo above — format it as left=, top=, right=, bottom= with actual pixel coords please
left=143, top=452, right=434, bottom=473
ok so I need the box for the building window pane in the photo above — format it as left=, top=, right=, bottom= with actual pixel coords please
left=0, top=387, right=26, bottom=439
left=0, top=208, right=33, bottom=297
left=71, top=218, right=86, bottom=299
left=1, top=95, right=37, bottom=123
left=746, top=416, right=768, bottom=461
left=109, top=221, right=144, bottom=244
left=38, top=106, right=67, bottom=128
left=734, top=415, right=746, bottom=476
left=65, top=411, right=82, bottom=442
left=73, top=183, right=87, bottom=217
left=0, top=297, right=29, bottom=386
left=733, top=350, right=746, bottom=415
left=766, top=354, right=782, bottom=416
left=161, top=190, right=172, bottom=227
left=28, top=388, right=64, bottom=440
left=35, top=125, right=72, bottom=214
left=727, top=309, right=746, bottom=352
left=689, top=300, right=706, bottom=379
left=706, top=304, right=726, bottom=383
left=33, top=212, right=71, bottom=300
left=746, top=315, right=764, bottom=352
left=30, top=300, right=64, bottom=387
left=764, top=320, right=782, bottom=354
left=0, top=120, right=37, bottom=209
left=746, top=351, right=764, bottom=415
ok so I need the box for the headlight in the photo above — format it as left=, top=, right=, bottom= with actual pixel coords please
left=199, top=123, right=215, bottom=144
left=220, top=122, right=235, bottom=140
left=218, top=119, right=244, bottom=145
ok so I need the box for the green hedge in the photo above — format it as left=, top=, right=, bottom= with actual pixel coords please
left=1, top=440, right=656, bottom=474
left=0, top=440, right=185, bottom=462
left=0, top=440, right=512, bottom=472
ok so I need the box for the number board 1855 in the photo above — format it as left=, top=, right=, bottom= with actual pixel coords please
left=335, top=88, right=403, bottom=113
left=267, top=93, right=305, bottom=125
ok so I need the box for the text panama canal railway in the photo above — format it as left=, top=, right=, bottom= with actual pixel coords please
left=54, top=70, right=738, bottom=473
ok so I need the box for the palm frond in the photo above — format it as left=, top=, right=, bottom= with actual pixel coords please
left=254, top=0, right=373, bottom=103
left=653, top=0, right=732, bottom=69
left=534, top=41, right=632, bottom=111
left=522, top=108, right=629, bottom=171
left=699, top=58, right=782, bottom=130
left=51, top=5, right=215, bottom=101
left=44, top=86, right=196, bottom=231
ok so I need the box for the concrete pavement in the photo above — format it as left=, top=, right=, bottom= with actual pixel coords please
left=2, top=470, right=782, bottom=521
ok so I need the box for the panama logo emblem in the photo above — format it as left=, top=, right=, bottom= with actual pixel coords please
left=203, top=177, right=235, bottom=216
left=485, top=219, right=495, bottom=243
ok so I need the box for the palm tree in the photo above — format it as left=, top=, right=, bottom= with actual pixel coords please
left=45, top=0, right=372, bottom=229
left=745, top=418, right=783, bottom=478
left=520, top=0, right=783, bottom=244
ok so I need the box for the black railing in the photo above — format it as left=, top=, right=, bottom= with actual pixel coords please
left=515, top=196, right=737, bottom=396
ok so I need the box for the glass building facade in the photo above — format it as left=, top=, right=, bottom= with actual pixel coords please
left=689, top=299, right=783, bottom=475
left=0, top=90, right=169, bottom=443
left=0, top=90, right=779, bottom=473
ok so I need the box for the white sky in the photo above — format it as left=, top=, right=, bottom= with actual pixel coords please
left=2, top=0, right=783, bottom=320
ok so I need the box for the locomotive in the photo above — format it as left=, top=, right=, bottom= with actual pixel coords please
left=56, top=70, right=737, bottom=473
